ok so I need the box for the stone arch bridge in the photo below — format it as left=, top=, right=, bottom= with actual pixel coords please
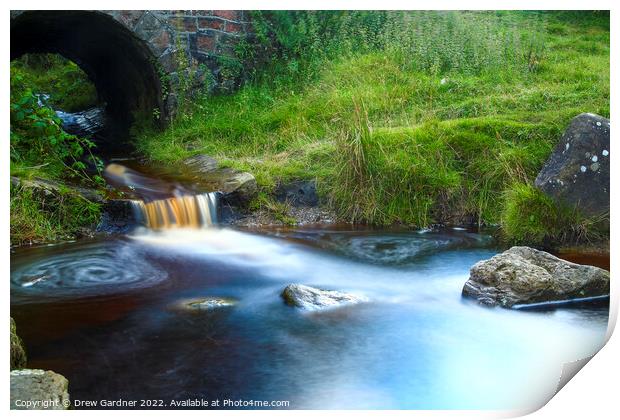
left=10, top=10, right=252, bottom=123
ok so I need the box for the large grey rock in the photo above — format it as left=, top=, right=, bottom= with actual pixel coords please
left=462, top=246, right=610, bottom=308
left=535, top=113, right=610, bottom=217
left=10, top=369, right=70, bottom=410
left=219, top=171, right=257, bottom=197
left=281, top=284, right=367, bottom=311
left=10, top=318, right=27, bottom=370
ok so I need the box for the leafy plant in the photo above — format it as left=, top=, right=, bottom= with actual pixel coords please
left=10, top=71, right=103, bottom=184
left=11, top=53, right=99, bottom=112
left=10, top=58, right=104, bottom=245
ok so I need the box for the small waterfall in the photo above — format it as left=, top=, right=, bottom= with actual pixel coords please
left=131, top=192, right=218, bottom=230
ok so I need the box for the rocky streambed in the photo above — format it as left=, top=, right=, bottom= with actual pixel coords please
left=9, top=227, right=610, bottom=410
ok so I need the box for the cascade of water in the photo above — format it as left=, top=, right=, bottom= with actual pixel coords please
left=131, top=192, right=218, bottom=229
left=104, top=163, right=219, bottom=230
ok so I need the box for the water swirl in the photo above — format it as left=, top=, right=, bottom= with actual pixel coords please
left=11, top=240, right=168, bottom=303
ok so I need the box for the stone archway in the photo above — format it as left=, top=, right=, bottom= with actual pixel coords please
left=11, top=10, right=164, bottom=125
left=11, top=10, right=251, bottom=124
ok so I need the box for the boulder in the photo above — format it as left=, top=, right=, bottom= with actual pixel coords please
left=535, top=113, right=610, bottom=217
left=10, top=369, right=70, bottom=410
left=462, top=246, right=610, bottom=308
left=275, top=180, right=319, bottom=207
left=10, top=318, right=27, bottom=370
left=182, top=155, right=257, bottom=206
left=183, top=154, right=219, bottom=173
left=219, top=171, right=257, bottom=197
left=281, top=284, right=367, bottom=311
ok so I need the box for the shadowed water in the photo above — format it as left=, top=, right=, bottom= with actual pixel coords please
left=10, top=227, right=609, bottom=410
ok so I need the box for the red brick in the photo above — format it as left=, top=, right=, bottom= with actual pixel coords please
left=225, top=21, right=242, bottom=33
left=196, top=33, right=216, bottom=52
left=213, top=10, right=238, bottom=20
left=198, top=17, right=224, bottom=30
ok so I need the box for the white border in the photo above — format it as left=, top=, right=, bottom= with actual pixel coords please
left=3, top=1, right=616, bottom=419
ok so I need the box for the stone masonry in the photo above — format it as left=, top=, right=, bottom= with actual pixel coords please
left=11, top=10, right=252, bottom=118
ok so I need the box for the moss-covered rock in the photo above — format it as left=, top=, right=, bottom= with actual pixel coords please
left=10, top=317, right=27, bottom=370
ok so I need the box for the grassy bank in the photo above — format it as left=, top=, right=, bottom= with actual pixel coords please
left=135, top=11, right=609, bottom=245
left=10, top=54, right=103, bottom=246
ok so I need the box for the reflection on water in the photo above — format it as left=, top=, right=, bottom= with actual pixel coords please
left=10, top=228, right=609, bottom=410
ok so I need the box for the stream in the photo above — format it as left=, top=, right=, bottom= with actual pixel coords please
left=9, top=107, right=610, bottom=410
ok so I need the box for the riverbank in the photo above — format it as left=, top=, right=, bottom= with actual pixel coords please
left=134, top=11, right=609, bottom=245
left=10, top=12, right=610, bottom=250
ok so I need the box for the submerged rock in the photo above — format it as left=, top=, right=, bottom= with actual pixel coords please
left=10, top=318, right=27, bottom=370
left=10, top=369, right=70, bottom=410
left=462, top=246, right=610, bottom=308
left=172, top=297, right=237, bottom=312
left=535, top=113, right=610, bottom=217
left=281, top=284, right=367, bottom=311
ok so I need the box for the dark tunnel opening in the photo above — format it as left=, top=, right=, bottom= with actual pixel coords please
left=11, top=10, right=164, bottom=152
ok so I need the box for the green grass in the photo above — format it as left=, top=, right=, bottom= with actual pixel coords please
left=135, top=11, right=608, bottom=244
left=10, top=53, right=103, bottom=246
left=11, top=53, right=99, bottom=112
left=10, top=183, right=101, bottom=247
left=502, top=183, right=608, bottom=246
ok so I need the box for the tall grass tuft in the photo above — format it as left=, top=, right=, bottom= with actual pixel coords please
left=501, top=183, right=609, bottom=246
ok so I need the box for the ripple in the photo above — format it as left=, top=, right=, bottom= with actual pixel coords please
left=11, top=241, right=168, bottom=302
left=324, top=232, right=494, bottom=266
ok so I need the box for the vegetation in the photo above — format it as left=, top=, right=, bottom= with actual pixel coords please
left=135, top=11, right=609, bottom=244
left=502, top=183, right=608, bottom=246
left=9, top=12, right=609, bottom=247
left=11, top=53, right=99, bottom=112
left=10, top=54, right=103, bottom=246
